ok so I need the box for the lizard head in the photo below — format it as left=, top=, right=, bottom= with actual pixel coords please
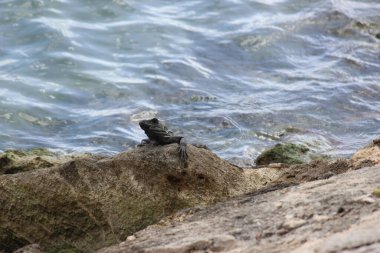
left=139, top=118, right=160, bottom=131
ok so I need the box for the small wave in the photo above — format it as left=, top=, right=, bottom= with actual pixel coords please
left=0, top=0, right=379, bottom=158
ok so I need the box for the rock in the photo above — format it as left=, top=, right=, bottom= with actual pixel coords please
left=103, top=235, right=238, bottom=253
left=227, top=156, right=256, bottom=167
left=317, top=171, right=335, bottom=180
left=0, top=144, right=280, bottom=252
left=13, top=244, right=42, bottom=253
left=292, top=211, right=380, bottom=253
left=126, top=235, right=136, bottom=241
left=281, top=218, right=307, bottom=231
left=352, top=138, right=380, bottom=168
left=190, top=95, right=217, bottom=102
left=3, top=137, right=380, bottom=252
left=274, top=202, right=283, bottom=209
left=0, top=148, right=55, bottom=174
left=97, top=166, right=380, bottom=253
left=269, top=159, right=353, bottom=185
left=118, top=242, right=127, bottom=247
left=352, top=196, right=376, bottom=204
left=312, top=215, right=330, bottom=222
left=0, top=148, right=102, bottom=175
left=268, top=163, right=286, bottom=168
left=255, top=143, right=310, bottom=165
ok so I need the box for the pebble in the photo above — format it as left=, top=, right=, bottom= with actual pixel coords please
left=274, top=202, right=283, bottom=209
left=353, top=195, right=375, bottom=204
left=312, top=215, right=330, bottom=222
left=269, top=163, right=285, bottom=168
left=127, top=235, right=136, bottom=241
left=119, top=241, right=127, bottom=247
left=282, top=218, right=307, bottom=230
left=230, top=228, right=243, bottom=236
left=211, top=235, right=237, bottom=251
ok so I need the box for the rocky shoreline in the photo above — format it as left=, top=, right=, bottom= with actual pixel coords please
left=1, top=138, right=379, bottom=253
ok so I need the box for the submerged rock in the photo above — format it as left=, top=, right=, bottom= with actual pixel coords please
left=255, top=143, right=310, bottom=165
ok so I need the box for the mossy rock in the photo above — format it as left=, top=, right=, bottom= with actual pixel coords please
left=0, top=148, right=56, bottom=174
left=255, top=143, right=310, bottom=165
left=372, top=188, right=380, bottom=197
left=0, top=145, right=250, bottom=252
left=47, top=244, right=85, bottom=253
left=0, top=148, right=102, bottom=175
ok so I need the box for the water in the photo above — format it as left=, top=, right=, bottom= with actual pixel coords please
left=1, top=0, right=379, bottom=165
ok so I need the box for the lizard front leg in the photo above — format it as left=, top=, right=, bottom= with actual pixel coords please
left=178, top=137, right=188, bottom=165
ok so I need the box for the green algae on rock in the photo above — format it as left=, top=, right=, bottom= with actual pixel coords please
left=47, top=244, right=84, bottom=253
left=372, top=189, right=380, bottom=197
left=0, top=148, right=103, bottom=175
left=255, top=143, right=310, bottom=165
left=0, top=148, right=56, bottom=174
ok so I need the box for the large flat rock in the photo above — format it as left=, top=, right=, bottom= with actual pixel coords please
left=97, top=166, right=380, bottom=253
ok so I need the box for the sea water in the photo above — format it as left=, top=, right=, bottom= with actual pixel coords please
left=1, top=0, right=379, bottom=165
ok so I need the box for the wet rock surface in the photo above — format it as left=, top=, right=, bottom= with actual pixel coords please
left=255, top=143, right=310, bottom=165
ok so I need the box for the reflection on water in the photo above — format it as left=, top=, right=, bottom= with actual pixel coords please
left=0, top=0, right=379, bottom=164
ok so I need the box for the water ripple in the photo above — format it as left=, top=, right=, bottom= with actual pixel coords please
left=0, top=0, right=379, bottom=162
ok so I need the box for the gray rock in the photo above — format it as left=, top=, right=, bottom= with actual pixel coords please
left=97, top=166, right=380, bottom=253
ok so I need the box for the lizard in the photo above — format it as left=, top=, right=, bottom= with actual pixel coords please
left=138, top=118, right=188, bottom=164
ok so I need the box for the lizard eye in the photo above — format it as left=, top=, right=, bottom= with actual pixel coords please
left=151, top=118, right=159, bottom=123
